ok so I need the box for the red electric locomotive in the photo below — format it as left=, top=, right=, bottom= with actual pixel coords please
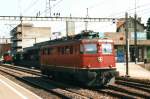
left=3, top=52, right=13, bottom=64
left=40, top=30, right=118, bottom=86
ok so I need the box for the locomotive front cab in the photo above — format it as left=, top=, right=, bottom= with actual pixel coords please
left=80, top=39, right=115, bottom=69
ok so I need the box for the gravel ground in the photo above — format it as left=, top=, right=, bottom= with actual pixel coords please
left=0, top=71, right=61, bottom=99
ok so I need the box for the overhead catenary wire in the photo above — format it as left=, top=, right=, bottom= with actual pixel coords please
left=22, top=0, right=150, bottom=21
left=52, top=0, right=63, bottom=9
left=71, top=1, right=150, bottom=33
left=38, top=0, right=63, bottom=17
left=107, top=2, right=150, bottom=18
left=49, top=2, right=150, bottom=34
left=23, top=0, right=40, bottom=15
left=3, top=0, right=150, bottom=37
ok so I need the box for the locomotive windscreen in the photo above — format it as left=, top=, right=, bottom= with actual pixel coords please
left=80, top=43, right=97, bottom=54
left=84, top=44, right=97, bottom=54
left=101, top=43, right=112, bottom=54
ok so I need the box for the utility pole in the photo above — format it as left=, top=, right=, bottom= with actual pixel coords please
left=134, top=14, right=138, bottom=64
left=34, top=37, right=36, bottom=44
left=20, top=16, right=23, bottom=36
left=134, top=0, right=138, bottom=64
left=45, top=0, right=56, bottom=17
left=20, top=16, right=23, bottom=52
left=125, top=12, right=129, bottom=77
left=85, top=8, right=89, bottom=31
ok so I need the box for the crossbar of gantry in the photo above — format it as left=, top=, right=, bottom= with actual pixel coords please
left=0, top=16, right=119, bottom=22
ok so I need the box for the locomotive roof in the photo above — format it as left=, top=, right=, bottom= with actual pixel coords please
left=23, top=38, right=113, bottom=51
left=23, top=30, right=113, bottom=50
left=41, top=38, right=113, bottom=48
left=23, top=45, right=40, bottom=52
left=34, top=30, right=99, bottom=47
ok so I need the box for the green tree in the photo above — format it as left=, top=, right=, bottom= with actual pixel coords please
left=146, top=18, right=150, bottom=39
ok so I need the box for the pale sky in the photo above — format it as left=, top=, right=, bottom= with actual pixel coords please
left=0, top=0, right=150, bottom=37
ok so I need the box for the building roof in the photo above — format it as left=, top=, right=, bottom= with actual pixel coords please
left=116, top=17, right=146, bottom=31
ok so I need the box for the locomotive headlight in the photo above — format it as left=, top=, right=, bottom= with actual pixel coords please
left=97, top=57, right=103, bottom=63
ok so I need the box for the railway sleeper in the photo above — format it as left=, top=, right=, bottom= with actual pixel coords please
left=107, top=84, right=150, bottom=98
left=115, top=80, right=150, bottom=93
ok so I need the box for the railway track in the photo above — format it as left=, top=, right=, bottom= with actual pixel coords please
left=100, top=77, right=150, bottom=99
left=0, top=64, right=117, bottom=98
left=0, top=64, right=41, bottom=76
left=0, top=64, right=149, bottom=99
left=0, top=64, right=97, bottom=99
left=115, top=77, right=150, bottom=93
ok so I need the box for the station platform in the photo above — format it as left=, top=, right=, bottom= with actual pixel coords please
left=0, top=74, right=42, bottom=99
left=116, top=62, right=150, bottom=80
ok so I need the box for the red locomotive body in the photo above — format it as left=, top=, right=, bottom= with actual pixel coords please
left=40, top=38, right=117, bottom=86
left=3, top=53, right=12, bottom=64
left=79, top=39, right=115, bottom=69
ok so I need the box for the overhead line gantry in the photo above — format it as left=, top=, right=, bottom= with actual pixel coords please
left=0, top=16, right=118, bottom=22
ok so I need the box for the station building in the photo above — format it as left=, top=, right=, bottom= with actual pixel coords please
left=104, top=32, right=150, bottom=62
left=10, top=23, right=51, bottom=54
left=105, top=17, right=150, bottom=62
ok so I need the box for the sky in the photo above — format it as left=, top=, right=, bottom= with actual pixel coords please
left=0, top=0, right=150, bottom=37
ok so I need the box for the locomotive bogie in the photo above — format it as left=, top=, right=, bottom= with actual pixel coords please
left=41, top=64, right=117, bottom=87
